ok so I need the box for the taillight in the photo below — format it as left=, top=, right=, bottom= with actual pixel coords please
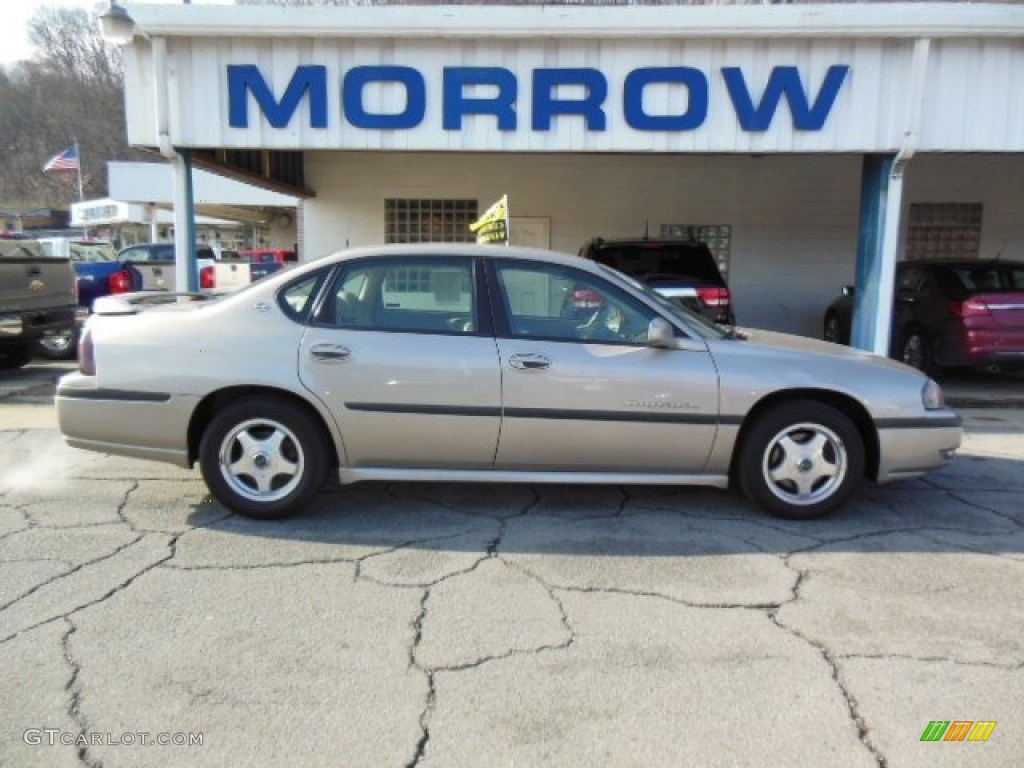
left=108, top=269, right=134, bottom=294
left=949, top=298, right=992, bottom=318
left=79, top=326, right=95, bottom=375
left=697, top=286, right=731, bottom=307
left=200, top=265, right=216, bottom=290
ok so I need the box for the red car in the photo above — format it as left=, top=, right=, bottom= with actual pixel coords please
left=823, top=259, right=1024, bottom=371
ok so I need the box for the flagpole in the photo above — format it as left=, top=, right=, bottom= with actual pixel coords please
left=73, top=139, right=84, bottom=202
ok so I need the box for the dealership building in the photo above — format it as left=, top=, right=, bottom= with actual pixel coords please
left=107, top=2, right=1024, bottom=347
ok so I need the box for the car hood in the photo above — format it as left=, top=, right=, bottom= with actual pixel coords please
left=736, top=327, right=910, bottom=371
left=706, top=327, right=940, bottom=418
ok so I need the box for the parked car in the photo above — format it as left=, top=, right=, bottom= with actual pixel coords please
left=57, top=244, right=961, bottom=522
left=578, top=237, right=735, bottom=324
left=240, top=248, right=298, bottom=265
left=823, top=259, right=1024, bottom=372
left=36, top=238, right=135, bottom=359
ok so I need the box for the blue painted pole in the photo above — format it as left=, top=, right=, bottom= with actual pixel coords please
left=851, top=154, right=894, bottom=353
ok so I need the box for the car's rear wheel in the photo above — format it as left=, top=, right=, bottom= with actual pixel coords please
left=738, top=401, right=865, bottom=520
left=896, top=326, right=932, bottom=373
left=199, top=396, right=330, bottom=519
left=37, top=330, right=78, bottom=360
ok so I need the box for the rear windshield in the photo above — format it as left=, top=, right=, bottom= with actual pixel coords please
left=592, top=243, right=724, bottom=284
left=948, top=264, right=1024, bottom=292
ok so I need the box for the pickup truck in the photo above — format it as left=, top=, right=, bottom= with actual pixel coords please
left=0, top=234, right=79, bottom=368
left=118, top=243, right=286, bottom=293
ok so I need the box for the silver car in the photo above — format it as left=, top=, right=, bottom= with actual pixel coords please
left=56, top=244, right=962, bottom=521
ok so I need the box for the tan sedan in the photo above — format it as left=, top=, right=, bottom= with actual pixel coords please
left=57, top=244, right=962, bottom=521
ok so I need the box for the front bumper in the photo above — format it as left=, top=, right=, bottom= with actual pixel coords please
left=875, top=411, right=963, bottom=482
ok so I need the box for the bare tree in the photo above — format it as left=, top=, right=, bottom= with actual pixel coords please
left=0, top=6, right=140, bottom=209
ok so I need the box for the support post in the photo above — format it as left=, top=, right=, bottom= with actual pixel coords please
left=171, top=149, right=199, bottom=293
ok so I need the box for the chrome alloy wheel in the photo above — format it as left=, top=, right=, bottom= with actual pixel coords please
left=761, top=422, right=848, bottom=507
left=218, top=417, right=305, bottom=502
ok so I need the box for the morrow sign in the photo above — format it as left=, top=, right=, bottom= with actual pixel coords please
left=227, top=64, right=850, bottom=133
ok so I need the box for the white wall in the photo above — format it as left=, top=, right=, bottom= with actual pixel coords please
left=302, top=151, right=1024, bottom=338
left=904, top=154, right=1024, bottom=263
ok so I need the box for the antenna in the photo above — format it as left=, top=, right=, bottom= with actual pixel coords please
left=643, top=220, right=649, bottom=240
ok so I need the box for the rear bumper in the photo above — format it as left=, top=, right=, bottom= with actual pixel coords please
left=875, top=412, right=963, bottom=483
left=0, top=305, right=77, bottom=345
left=56, top=372, right=196, bottom=468
left=938, top=327, right=1024, bottom=367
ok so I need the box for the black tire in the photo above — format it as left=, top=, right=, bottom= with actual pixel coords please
left=36, top=329, right=78, bottom=360
left=738, top=401, right=865, bottom=520
left=823, top=313, right=843, bottom=345
left=0, top=344, right=33, bottom=370
left=199, top=396, right=331, bottom=519
left=896, top=326, right=932, bottom=373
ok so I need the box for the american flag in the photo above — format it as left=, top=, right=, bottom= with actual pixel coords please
left=43, top=144, right=80, bottom=173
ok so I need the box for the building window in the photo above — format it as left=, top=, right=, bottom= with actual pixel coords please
left=661, top=223, right=732, bottom=278
left=906, top=203, right=983, bottom=261
left=385, top=199, right=479, bottom=244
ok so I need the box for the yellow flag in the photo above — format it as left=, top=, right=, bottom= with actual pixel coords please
left=469, top=194, right=509, bottom=244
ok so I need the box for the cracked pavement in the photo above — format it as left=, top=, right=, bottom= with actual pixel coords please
left=1, top=394, right=1021, bottom=767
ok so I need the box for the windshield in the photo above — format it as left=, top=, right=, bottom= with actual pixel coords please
left=69, top=241, right=117, bottom=263
left=595, top=263, right=730, bottom=340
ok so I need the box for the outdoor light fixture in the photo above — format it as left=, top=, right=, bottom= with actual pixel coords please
left=99, top=1, right=136, bottom=45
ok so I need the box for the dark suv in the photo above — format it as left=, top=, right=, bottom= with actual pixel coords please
left=823, top=259, right=1024, bottom=371
left=578, top=237, right=735, bottom=324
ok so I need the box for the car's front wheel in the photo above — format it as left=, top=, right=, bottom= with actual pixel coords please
left=738, top=401, right=865, bottom=520
left=199, top=396, right=330, bottom=519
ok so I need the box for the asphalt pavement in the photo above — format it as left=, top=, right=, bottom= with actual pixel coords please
left=0, top=359, right=1021, bottom=768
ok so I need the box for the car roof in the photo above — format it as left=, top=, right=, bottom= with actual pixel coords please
left=587, top=238, right=710, bottom=249
left=326, top=242, right=583, bottom=267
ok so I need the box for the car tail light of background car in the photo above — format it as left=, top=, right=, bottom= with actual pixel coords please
left=200, top=265, right=216, bottom=290
left=108, top=269, right=135, bottom=294
left=697, top=286, right=731, bottom=308
left=949, top=297, right=994, bottom=319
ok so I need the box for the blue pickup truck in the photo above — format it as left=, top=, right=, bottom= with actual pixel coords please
left=37, top=238, right=135, bottom=359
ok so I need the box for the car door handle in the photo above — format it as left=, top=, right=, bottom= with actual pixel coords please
left=508, top=353, right=551, bottom=370
left=310, top=344, right=352, bottom=362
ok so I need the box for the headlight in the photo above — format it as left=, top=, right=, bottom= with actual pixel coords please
left=922, top=378, right=945, bottom=410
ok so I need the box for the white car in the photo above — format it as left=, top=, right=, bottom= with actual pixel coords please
left=57, top=244, right=962, bottom=521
